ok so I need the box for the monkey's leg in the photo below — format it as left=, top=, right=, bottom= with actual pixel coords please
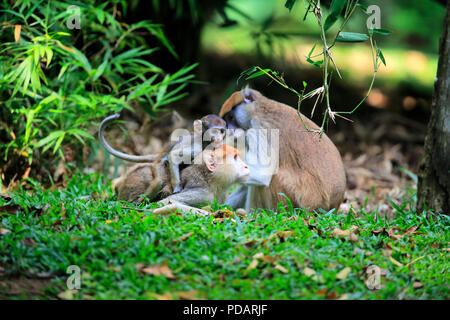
left=168, top=156, right=183, bottom=193
left=225, top=185, right=248, bottom=209
left=153, top=201, right=210, bottom=216
left=138, top=164, right=164, bottom=202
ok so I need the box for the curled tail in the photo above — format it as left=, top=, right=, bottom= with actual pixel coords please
left=98, top=113, right=159, bottom=163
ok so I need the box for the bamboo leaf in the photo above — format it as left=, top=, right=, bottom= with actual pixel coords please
left=324, top=0, right=347, bottom=31
left=285, top=0, right=296, bottom=12
left=335, top=32, right=369, bottom=42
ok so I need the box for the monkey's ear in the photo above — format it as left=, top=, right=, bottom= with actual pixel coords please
left=193, top=119, right=203, bottom=134
left=242, top=86, right=255, bottom=104
left=203, top=151, right=217, bottom=172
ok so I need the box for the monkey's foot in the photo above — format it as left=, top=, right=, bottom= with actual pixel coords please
left=153, top=203, right=210, bottom=216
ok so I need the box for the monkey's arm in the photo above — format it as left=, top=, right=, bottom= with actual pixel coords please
left=152, top=201, right=210, bottom=216
left=168, top=155, right=182, bottom=193
left=161, top=187, right=213, bottom=207
left=224, top=185, right=248, bottom=209
left=153, top=187, right=213, bottom=215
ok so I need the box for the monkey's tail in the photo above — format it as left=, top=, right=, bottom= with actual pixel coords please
left=98, top=113, right=159, bottom=163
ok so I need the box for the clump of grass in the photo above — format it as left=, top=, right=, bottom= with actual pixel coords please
left=0, top=173, right=448, bottom=299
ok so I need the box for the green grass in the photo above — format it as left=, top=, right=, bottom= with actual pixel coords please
left=0, top=173, right=449, bottom=300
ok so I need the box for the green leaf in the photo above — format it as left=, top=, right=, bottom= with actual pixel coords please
left=335, top=32, right=369, bottom=42
left=93, top=49, right=111, bottom=81
left=245, top=68, right=270, bottom=80
left=307, top=43, right=317, bottom=58
left=24, top=110, right=35, bottom=144
left=35, top=130, right=64, bottom=149
left=324, top=0, right=347, bottom=31
left=285, top=0, right=296, bottom=12
left=356, top=3, right=368, bottom=13
left=306, top=57, right=323, bottom=68
left=377, top=49, right=386, bottom=66
left=371, top=28, right=392, bottom=36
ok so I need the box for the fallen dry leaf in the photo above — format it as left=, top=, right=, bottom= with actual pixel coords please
left=148, top=292, right=173, bottom=300
left=326, top=262, right=338, bottom=269
left=331, top=226, right=359, bottom=242
left=253, top=252, right=264, bottom=259
left=243, top=238, right=266, bottom=249
left=268, top=230, right=297, bottom=242
left=303, top=267, right=316, bottom=277
left=140, top=264, right=175, bottom=279
left=212, top=209, right=233, bottom=219
left=107, top=266, right=122, bottom=272
left=200, top=205, right=213, bottom=212
left=21, top=238, right=37, bottom=247
left=247, top=259, right=259, bottom=270
left=371, top=227, right=385, bottom=235
left=14, top=25, right=21, bottom=42
left=21, top=167, right=31, bottom=180
left=260, top=255, right=279, bottom=264
left=173, top=232, right=194, bottom=243
left=0, top=228, right=11, bottom=235
left=348, top=233, right=358, bottom=243
left=316, top=288, right=327, bottom=295
left=235, top=208, right=247, bottom=218
left=312, top=275, right=325, bottom=283
left=336, top=267, right=351, bottom=280
left=413, top=280, right=423, bottom=289
left=325, top=291, right=339, bottom=299
left=177, top=290, right=199, bottom=300
left=57, top=289, right=77, bottom=300
left=389, top=256, right=404, bottom=268
left=274, top=264, right=288, bottom=273
left=405, top=255, right=425, bottom=268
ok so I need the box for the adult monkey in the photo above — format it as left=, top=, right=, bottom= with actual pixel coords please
left=219, top=87, right=346, bottom=211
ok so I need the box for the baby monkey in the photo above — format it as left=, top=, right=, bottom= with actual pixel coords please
left=164, top=114, right=227, bottom=193
left=98, top=113, right=227, bottom=194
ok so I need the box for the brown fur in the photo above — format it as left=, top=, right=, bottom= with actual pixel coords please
left=219, top=89, right=346, bottom=211
left=113, top=145, right=248, bottom=208
left=113, top=161, right=172, bottom=202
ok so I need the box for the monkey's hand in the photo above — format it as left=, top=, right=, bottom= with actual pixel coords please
left=173, top=184, right=183, bottom=194
left=153, top=200, right=210, bottom=216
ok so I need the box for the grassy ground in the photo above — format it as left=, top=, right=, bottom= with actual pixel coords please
left=0, top=173, right=448, bottom=300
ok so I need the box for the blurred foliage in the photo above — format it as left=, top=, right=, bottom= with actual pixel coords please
left=242, top=0, right=390, bottom=135
left=0, top=0, right=196, bottom=176
left=202, top=0, right=445, bottom=91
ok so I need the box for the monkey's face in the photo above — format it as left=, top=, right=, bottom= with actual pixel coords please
left=206, top=147, right=249, bottom=184
left=204, top=127, right=226, bottom=147
left=223, top=103, right=253, bottom=130
left=219, top=152, right=249, bottom=183
left=231, top=152, right=250, bottom=182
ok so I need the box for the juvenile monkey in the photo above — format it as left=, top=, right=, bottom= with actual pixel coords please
left=164, top=114, right=227, bottom=193
left=113, top=145, right=249, bottom=216
left=219, top=87, right=346, bottom=211
left=98, top=113, right=227, bottom=193
left=112, top=160, right=172, bottom=203
left=153, top=144, right=249, bottom=215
